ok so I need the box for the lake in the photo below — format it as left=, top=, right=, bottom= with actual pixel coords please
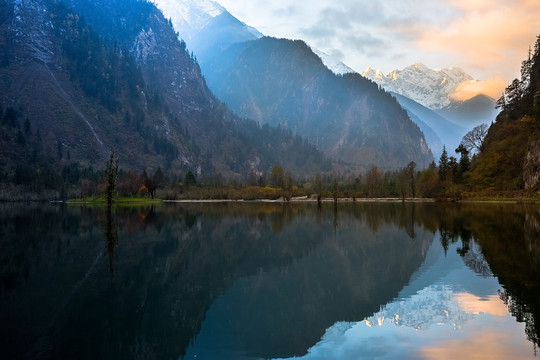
left=1, top=201, right=539, bottom=359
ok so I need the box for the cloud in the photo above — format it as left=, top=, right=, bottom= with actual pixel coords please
left=341, top=33, right=388, bottom=57
left=416, top=0, right=540, bottom=81
left=450, top=77, right=506, bottom=101
left=218, top=0, right=540, bottom=83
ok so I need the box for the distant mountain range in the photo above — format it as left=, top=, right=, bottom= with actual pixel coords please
left=155, top=0, right=503, bottom=164
left=154, top=0, right=355, bottom=77
left=362, top=63, right=474, bottom=110
left=362, top=63, right=500, bottom=129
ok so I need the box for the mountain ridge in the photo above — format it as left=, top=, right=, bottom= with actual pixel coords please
left=203, top=36, right=433, bottom=170
left=362, top=62, right=476, bottom=110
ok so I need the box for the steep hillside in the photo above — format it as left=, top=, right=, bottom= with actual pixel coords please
left=0, top=0, right=330, bottom=186
left=204, top=37, right=433, bottom=170
left=469, top=35, right=540, bottom=191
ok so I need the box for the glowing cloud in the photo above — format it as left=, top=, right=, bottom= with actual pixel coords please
left=453, top=293, right=508, bottom=316
left=416, top=0, right=540, bottom=82
left=450, top=77, right=506, bottom=101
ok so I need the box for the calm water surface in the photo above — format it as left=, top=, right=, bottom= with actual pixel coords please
left=1, top=202, right=539, bottom=359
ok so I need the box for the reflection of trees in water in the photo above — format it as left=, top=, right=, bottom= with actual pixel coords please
left=500, top=288, right=539, bottom=355
left=461, top=243, right=492, bottom=277
left=349, top=202, right=421, bottom=240
left=426, top=203, right=540, bottom=352
left=104, top=206, right=118, bottom=275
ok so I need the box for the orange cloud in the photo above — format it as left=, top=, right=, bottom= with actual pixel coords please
left=416, top=0, right=540, bottom=83
left=453, top=293, right=508, bottom=316
left=421, top=330, right=532, bottom=359
left=450, top=77, right=506, bottom=101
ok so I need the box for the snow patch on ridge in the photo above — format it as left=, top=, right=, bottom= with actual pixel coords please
left=311, top=48, right=356, bottom=75
left=153, top=0, right=225, bottom=41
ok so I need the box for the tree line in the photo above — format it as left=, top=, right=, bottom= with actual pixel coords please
left=0, top=118, right=490, bottom=202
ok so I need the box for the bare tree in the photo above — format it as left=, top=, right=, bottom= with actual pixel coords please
left=461, top=123, right=488, bottom=155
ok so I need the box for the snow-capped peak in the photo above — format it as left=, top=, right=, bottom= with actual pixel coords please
left=311, top=48, right=356, bottom=75
left=362, top=63, right=477, bottom=110
left=153, top=0, right=225, bottom=41
left=361, top=67, right=385, bottom=80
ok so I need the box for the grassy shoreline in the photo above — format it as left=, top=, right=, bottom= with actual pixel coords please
left=3, top=191, right=540, bottom=204
left=65, top=196, right=163, bottom=205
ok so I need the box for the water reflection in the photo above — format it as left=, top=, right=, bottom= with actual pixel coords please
left=274, top=238, right=533, bottom=359
left=0, top=202, right=539, bottom=359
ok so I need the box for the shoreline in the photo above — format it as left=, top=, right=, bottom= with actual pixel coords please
left=2, top=196, right=539, bottom=204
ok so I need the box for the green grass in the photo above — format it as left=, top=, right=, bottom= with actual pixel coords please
left=66, top=196, right=162, bottom=205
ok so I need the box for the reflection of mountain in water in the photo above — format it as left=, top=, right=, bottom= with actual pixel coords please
left=277, top=238, right=529, bottom=360
left=185, top=205, right=433, bottom=359
left=0, top=202, right=430, bottom=360
left=340, top=240, right=494, bottom=333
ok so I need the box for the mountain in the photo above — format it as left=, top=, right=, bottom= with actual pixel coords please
left=362, top=63, right=475, bottom=110
left=390, top=92, right=467, bottom=158
left=0, top=0, right=330, bottom=184
left=363, top=63, right=499, bottom=129
left=202, top=37, right=433, bottom=170
left=437, top=94, right=500, bottom=128
left=152, top=0, right=227, bottom=43
left=310, top=48, right=356, bottom=75
left=153, top=0, right=262, bottom=67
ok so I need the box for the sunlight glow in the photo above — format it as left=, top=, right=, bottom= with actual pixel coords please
left=454, top=293, right=508, bottom=317
left=449, top=77, right=506, bottom=101
left=420, top=330, right=532, bottom=359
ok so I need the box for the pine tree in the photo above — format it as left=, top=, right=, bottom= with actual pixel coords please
left=455, top=144, right=470, bottom=175
left=438, top=146, right=449, bottom=180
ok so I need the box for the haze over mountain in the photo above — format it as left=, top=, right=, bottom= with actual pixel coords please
left=390, top=92, right=466, bottom=158
left=155, top=0, right=433, bottom=170
left=203, top=37, right=433, bottom=169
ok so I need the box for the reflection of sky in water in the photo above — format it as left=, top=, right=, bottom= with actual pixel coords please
left=274, top=239, right=533, bottom=360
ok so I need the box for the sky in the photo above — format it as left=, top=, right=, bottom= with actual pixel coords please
left=217, top=0, right=540, bottom=98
